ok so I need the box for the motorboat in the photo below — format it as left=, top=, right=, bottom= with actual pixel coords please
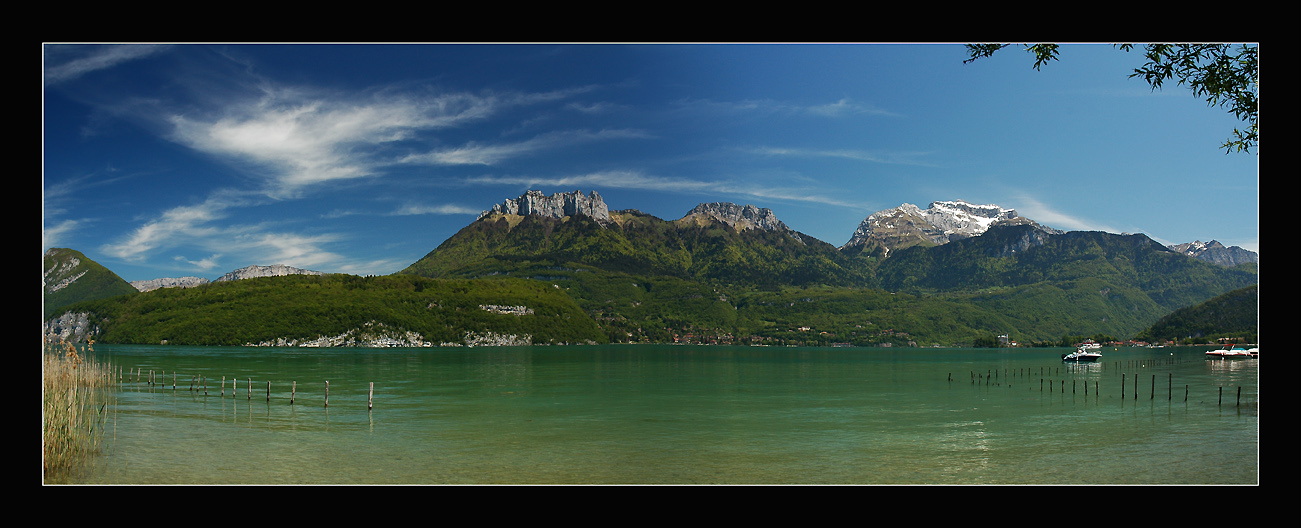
left=1062, top=347, right=1103, bottom=362
left=1205, top=345, right=1258, bottom=359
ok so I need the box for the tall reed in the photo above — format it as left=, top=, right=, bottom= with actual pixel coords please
left=43, top=338, right=113, bottom=482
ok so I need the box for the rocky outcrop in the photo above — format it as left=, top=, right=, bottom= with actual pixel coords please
left=680, top=202, right=794, bottom=233
left=1168, top=240, right=1258, bottom=267
left=43, top=311, right=98, bottom=343
left=43, top=252, right=84, bottom=294
left=131, top=276, right=211, bottom=292
left=214, top=264, right=325, bottom=282
left=463, top=331, right=533, bottom=347
left=480, top=189, right=611, bottom=225
left=244, top=321, right=437, bottom=348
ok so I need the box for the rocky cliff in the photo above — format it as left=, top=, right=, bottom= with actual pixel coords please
left=214, top=264, right=326, bottom=282
left=679, top=202, right=794, bottom=234
left=1168, top=240, right=1259, bottom=267
left=131, top=276, right=211, bottom=292
left=480, top=189, right=611, bottom=225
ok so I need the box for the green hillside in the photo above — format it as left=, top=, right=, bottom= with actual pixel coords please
left=399, top=216, right=1257, bottom=346
left=402, top=211, right=870, bottom=288
left=51, top=274, right=605, bottom=347
left=43, top=248, right=138, bottom=317
left=44, top=210, right=1258, bottom=347
left=1134, top=285, right=1258, bottom=343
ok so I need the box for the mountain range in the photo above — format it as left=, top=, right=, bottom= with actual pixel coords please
left=43, top=190, right=1259, bottom=347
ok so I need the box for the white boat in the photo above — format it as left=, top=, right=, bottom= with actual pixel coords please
left=1062, top=347, right=1103, bottom=362
left=1205, top=345, right=1258, bottom=359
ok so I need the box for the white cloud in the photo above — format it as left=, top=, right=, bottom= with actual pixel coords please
left=101, top=194, right=241, bottom=261
left=805, top=98, right=898, bottom=118
left=751, top=146, right=939, bottom=167
left=173, top=254, right=222, bottom=271
left=402, top=128, right=652, bottom=166
left=391, top=203, right=481, bottom=216
left=165, top=85, right=595, bottom=197
left=43, top=44, right=171, bottom=85
left=1012, top=194, right=1117, bottom=233
left=43, top=219, right=80, bottom=250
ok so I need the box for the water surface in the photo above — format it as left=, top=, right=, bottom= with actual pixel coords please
left=71, top=344, right=1258, bottom=484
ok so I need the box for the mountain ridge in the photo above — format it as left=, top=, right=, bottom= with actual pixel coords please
left=44, top=190, right=1258, bottom=347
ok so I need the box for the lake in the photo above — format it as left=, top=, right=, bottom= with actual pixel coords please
left=61, top=344, right=1258, bottom=485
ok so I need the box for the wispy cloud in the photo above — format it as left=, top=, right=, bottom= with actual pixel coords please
left=43, top=219, right=80, bottom=250
left=671, top=96, right=898, bottom=119
left=401, top=128, right=652, bottom=166
left=43, top=44, right=171, bottom=85
left=166, top=85, right=600, bottom=198
left=1012, top=193, right=1118, bottom=233
left=805, top=98, right=899, bottom=118
left=173, top=254, right=222, bottom=271
left=749, top=146, right=939, bottom=167
left=390, top=203, right=481, bottom=216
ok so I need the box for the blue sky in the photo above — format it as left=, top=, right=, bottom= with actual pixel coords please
left=43, top=43, right=1258, bottom=283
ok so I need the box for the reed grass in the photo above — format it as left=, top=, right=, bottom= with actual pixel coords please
left=43, top=338, right=114, bottom=483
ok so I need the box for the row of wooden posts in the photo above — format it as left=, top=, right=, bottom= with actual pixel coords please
left=950, top=366, right=1249, bottom=406
left=120, top=367, right=374, bottom=410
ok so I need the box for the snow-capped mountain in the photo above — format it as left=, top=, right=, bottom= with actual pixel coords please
left=841, top=200, right=1060, bottom=256
left=1167, top=240, right=1258, bottom=267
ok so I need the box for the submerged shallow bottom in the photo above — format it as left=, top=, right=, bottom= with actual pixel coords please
left=69, top=345, right=1258, bottom=484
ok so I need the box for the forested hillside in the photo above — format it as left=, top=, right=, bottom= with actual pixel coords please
left=51, top=274, right=605, bottom=347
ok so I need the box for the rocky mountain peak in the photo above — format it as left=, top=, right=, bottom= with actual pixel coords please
left=214, top=264, right=325, bottom=282
left=681, top=202, right=793, bottom=234
left=1168, top=240, right=1259, bottom=267
left=479, top=189, right=611, bottom=225
left=841, top=199, right=1055, bottom=257
left=131, top=276, right=211, bottom=292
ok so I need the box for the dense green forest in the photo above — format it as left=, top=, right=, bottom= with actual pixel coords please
left=52, top=274, right=605, bottom=347
left=1134, top=285, right=1258, bottom=344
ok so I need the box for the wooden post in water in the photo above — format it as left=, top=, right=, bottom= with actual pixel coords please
left=1122, top=374, right=1125, bottom=399
left=369, top=382, right=374, bottom=410
left=325, top=380, right=329, bottom=408
left=1237, top=386, right=1242, bottom=407
left=221, top=376, right=225, bottom=396
left=1151, top=374, right=1155, bottom=400
left=1185, top=385, right=1189, bottom=402
left=1168, top=373, right=1172, bottom=401
left=1219, top=386, right=1223, bottom=405
left=1134, top=373, right=1138, bottom=400
left=248, top=378, right=252, bottom=400
left=267, top=380, right=271, bottom=402
left=291, top=381, right=296, bottom=404
left=173, top=372, right=177, bottom=390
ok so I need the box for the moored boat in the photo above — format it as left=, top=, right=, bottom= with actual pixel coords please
left=1062, top=347, right=1103, bottom=362
left=1206, top=345, right=1258, bottom=359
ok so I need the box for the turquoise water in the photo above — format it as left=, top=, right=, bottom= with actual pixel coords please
left=68, top=344, right=1258, bottom=484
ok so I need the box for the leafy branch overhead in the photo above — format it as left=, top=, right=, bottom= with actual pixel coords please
left=964, top=43, right=1258, bottom=154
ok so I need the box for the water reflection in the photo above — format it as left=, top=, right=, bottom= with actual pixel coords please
left=77, top=345, right=1257, bottom=484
